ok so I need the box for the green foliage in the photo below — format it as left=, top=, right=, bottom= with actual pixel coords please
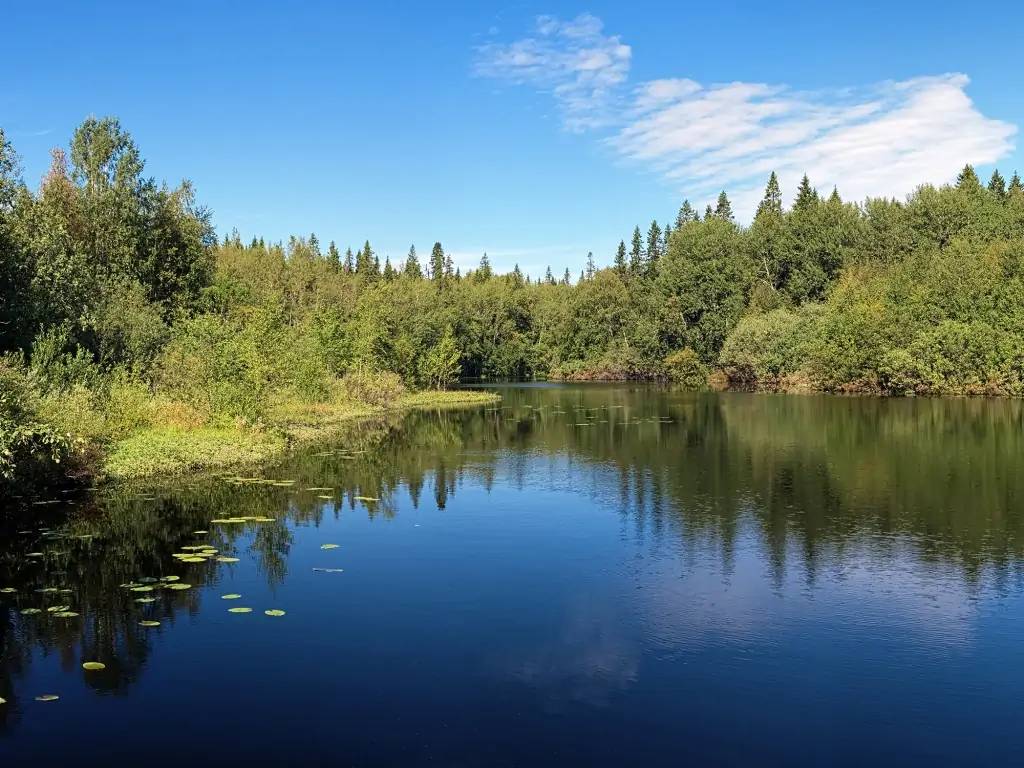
left=0, top=358, right=73, bottom=482
left=419, top=327, right=462, bottom=390
left=663, top=348, right=707, bottom=388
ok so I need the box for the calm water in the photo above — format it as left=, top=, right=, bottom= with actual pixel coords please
left=2, top=385, right=1024, bottom=766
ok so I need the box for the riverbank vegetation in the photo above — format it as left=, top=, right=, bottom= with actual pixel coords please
left=2, top=117, right=1023, bottom=487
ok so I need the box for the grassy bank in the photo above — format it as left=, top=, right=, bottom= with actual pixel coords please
left=101, top=390, right=499, bottom=481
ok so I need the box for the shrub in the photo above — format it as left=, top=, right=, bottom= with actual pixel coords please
left=663, top=348, right=708, bottom=388
left=0, top=358, right=73, bottom=483
left=339, top=368, right=406, bottom=407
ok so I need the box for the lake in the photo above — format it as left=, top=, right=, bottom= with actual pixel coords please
left=2, top=384, right=1023, bottom=766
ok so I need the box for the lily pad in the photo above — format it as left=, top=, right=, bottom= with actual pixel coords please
left=221, top=594, right=242, bottom=600
left=320, top=544, right=340, bottom=550
left=82, top=662, right=105, bottom=671
left=167, top=583, right=192, bottom=590
left=53, top=611, right=79, bottom=618
left=192, top=530, right=208, bottom=534
left=354, top=496, right=380, bottom=502
left=159, top=575, right=180, bottom=582
left=181, top=557, right=206, bottom=563
left=0, top=587, right=16, bottom=594
left=35, top=694, right=59, bottom=702
left=215, top=556, right=240, bottom=563
left=47, top=605, right=71, bottom=613
left=21, top=607, right=43, bottom=615
left=139, top=620, right=161, bottom=627
left=135, top=597, right=157, bottom=604
left=131, top=586, right=154, bottom=592
left=264, top=609, right=286, bottom=617
left=228, top=607, right=252, bottom=613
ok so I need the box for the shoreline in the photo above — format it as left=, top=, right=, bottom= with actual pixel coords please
left=99, top=390, right=500, bottom=483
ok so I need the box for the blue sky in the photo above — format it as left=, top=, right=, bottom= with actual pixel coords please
left=4, top=1, right=1022, bottom=276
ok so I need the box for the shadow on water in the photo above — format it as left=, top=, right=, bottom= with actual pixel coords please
left=1, top=386, right=1023, bottom=759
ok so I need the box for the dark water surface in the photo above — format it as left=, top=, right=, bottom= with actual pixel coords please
left=2, top=385, right=1024, bottom=766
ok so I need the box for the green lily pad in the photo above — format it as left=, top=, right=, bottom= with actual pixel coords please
left=216, top=556, right=240, bottom=563
left=35, top=694, right=59, bottom=702
left=53, top=611, right=79, bottom=618
left=0, top=697, right=6, bottom=705
left=21, top=607, right=43, bottom=614
left=180, top=557, right=206, bottom=563
left=135, top=597, right=157, bottom=603
left=47, top=605, right=71, bottom=613
left=0, top=587, right=16, bottom=594
left=131, top=586, right=154, bottom=593
left=167, top=583, right=192, bottom=590
left=82, top=661, right=105, bottom=671
left=160, top=575, right=180, bottom=582
left=320, top=544, right=340, bottom=550
left=139, top=620, right=161, bottom=627
left=228, top=607, right=252, bottom=613
left=192, top=530, right=208, bottom=534
left=221, top=593, right=242, bottom=600
left=264, top=609, right=286, bottom=617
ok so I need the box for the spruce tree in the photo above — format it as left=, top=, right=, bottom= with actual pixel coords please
left=988, top=169, right=1007, bottom=199
left=327, top=240, right=340, bottom=268
left=1009, top=172, right=1024, bottom=198
left=614, top=240, right=627, bottom=275
left=383, top=257, right=396, bottom=280
left=309, top=233, right=320, bottom=258
left=714, top=191, right=734, bottom=221
left=562, top=268, right=571, bottom=285
left=429, top=242, right=446, bottom=285
left=956, top=164, right=980, bottom=190
left=343, top=247, right=354, bottom=273
left=704, top=204, right=713, bottom=220
left=545, top=266, right=555, bottom=285
left=676, top=199, right=696, bottom=228
left=794, top=174, right=818, bottom=211
left=478, top=252, right=493, bottom=280
left=585, top=251, right=596, bottom=279
left=630, top=226, right=644, bottom=275
left=646, top=220, right=662, bottom=271
left=662, top=222, right=672, bottom=252
left=404, top=244, right=422, bottom=278
left=756, top=172, right=782, bottom=219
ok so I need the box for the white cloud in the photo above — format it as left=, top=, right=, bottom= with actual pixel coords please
left=473, top=13, right=631, bottom=132
left=475, top=17, right=1017, bottom=218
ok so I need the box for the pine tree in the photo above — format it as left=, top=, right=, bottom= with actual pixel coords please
left=646, top=220, right=662, bottom=274
left=404, top=244, right=421, bottom=278
left=988, top=169, right=1007, bottom=199
left=430, top=242, right=446, bottom=285
left=714, top=191, right=734, bottom=221
left=630, top=226, right=644, bottom=275
left=585, top=251, right=596, bottom=279
left=756, top=172, right=782, bottom=219
left=956, top=164, right=980, bottom=190
left=614, top=240, right=627, bottom=275
left=478, top=252, right=493, bottom=280
left=794, top=174, right=818, bottom=211
left=676, top=199, right=696, bottom=228
left=1009, top=172, right=1024, bottom=198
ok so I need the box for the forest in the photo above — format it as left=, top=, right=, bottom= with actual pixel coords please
left=2, top=117, right=1024, bottom=487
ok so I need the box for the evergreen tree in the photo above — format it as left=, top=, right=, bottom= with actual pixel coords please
left=429, top=242, right=446, bottom=285
left=988, top=169, right=1007, bottom=199
left=630, top=226, right=644, bottom=275
left=794, top=175, right=818, bottom=210
left=676, top=200, right=696, bottom=228
left=343, top=247, right=354, bottom=273
left=704, top=204, right=714, bottom=220
left=478, top=252, right=493, bottom=280
left=614, top=240, right=627, bottom=275
left=404, top=244, right=422, bottom=278
left=663, top=222, right=672, bottom=252
left=383, top=257, right=396, bottom=280
left=562, top=268, right=571, bottom=285
left=1009, top=172, right=1024, bottom=198
left=545, top=266, right=555, bottom=285
left=756, top=172, right=783, bottom=219
left=646, top=220, right=663, bottom=274
left=714, top=191, right=734, bottom=222
left=956, top=164, right=980, bottom=190
left=309, top=233, right=320, bottom=258
left=585, top=251, right=596, bottom=279
left=327, top=240, right=341, bottom=269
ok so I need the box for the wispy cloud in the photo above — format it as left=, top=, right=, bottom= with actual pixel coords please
left=475, top=15, right=1017, bottom=217
left=474, top=13, right=631, bottom=131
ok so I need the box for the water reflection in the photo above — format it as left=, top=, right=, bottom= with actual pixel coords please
left=1, top=386, right=1023, bottom=762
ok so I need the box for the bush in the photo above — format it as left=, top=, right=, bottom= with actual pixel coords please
left=339, top=368, right=406, bottom=407
left=663, top=348, right=708, bottom=388
left=719, top=307, right=818, bottom=387
left=0, top=358, right=73, bottom=483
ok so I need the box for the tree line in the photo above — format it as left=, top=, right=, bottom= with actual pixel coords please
left=2, top=117, right=1024, bottom=482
